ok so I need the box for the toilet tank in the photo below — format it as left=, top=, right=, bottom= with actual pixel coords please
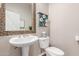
left=39, top=36, right=49, bottom=49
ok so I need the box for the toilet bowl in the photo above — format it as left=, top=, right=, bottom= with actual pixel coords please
left=39, top=36, right=64, bottom=56
left=45, top=47, right=64, bottom=56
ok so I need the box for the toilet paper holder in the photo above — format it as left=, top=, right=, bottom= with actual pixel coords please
left=75, top=35, right=79, bottom=44
left=75, top=35, right=79, bottom=42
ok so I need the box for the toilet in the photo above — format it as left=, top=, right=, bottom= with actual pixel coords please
left=39, top=36, right=64, bottom=56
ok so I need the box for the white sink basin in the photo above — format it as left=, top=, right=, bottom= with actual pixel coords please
left=9, top=36, right=38, bottom=47
left=9, top=36, right=38, bottom=56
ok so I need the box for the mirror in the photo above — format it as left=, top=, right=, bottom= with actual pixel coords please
left=5, top=3, right=36, bottom=32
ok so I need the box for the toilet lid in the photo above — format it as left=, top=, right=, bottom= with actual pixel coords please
left=45, top=47, right=64, bottom=56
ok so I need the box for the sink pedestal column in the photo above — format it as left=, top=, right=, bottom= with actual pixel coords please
left=22, top=46, right=29, bottom=56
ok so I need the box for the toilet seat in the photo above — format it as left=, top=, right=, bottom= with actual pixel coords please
left=45, top=47, right=64, bottom=56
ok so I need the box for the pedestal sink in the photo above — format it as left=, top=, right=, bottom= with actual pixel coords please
left=9, top=36, right=38, bottom=56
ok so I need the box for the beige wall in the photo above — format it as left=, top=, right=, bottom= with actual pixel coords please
left=0, top=3, right=49, bottom=56
left=49, top=3, right=79, bottom=56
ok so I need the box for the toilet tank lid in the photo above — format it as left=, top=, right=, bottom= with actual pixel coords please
left=39, top=36, right=49, bottom=40
left=45, top=47, right=64, bottom=56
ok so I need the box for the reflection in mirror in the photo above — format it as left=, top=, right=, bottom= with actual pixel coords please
left=5, top=3, right=33, bottom=31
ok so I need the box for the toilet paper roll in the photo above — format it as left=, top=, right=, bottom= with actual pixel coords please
left=75, top=35, right=79, bottom=41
